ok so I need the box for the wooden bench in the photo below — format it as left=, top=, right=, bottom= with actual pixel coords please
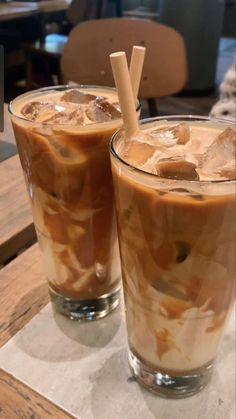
left=0, top=154, right=36, bottom=265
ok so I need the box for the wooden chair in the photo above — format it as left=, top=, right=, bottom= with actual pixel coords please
left=61, top=18, right=188, bottom=115
left=24, top=2, right=123, bottom=91
left=24, top=34, right=68, bottom=90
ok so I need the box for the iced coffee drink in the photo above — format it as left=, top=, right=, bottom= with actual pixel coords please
left=10, top=85, right=129, bottom=320
left=110, top=116, right=235, bottom=397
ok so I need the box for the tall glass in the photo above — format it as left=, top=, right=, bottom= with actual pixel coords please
left=10, top=85, right=140, bottom=320
left=110, top=116, right=235, bottom=397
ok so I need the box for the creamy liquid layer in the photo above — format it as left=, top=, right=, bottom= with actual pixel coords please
left=11, top=87, right=122, bottom=300
left=111, top=119, right=236, bottom=373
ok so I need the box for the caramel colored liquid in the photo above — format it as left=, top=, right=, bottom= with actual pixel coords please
left=111, top=120, right=235, bottom=373
left=11, top=87, right=122, bottom=299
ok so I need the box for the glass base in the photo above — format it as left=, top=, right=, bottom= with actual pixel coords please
left=49, top=286, right=120, bottom=321
left=128, top=349, right=213, bottom=398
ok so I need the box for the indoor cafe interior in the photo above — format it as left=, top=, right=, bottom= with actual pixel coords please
left=1, top=0, right=236, bottom=120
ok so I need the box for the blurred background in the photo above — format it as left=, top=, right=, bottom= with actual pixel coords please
left=0, top=0, right=235, bottom=117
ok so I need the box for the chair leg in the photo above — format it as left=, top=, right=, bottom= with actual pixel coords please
left=147, top=98, right=158, bottom=117
left=99, top=0, right=122, bottom=17
left=85, top=0, right=97, bottom=19
left=44, top=58, right=55, bottom=85
left=25, top=49, right=32, bottom=91
left=116, top=0, right=123, bottom=16
left=96, top=0, right=106, bottom=18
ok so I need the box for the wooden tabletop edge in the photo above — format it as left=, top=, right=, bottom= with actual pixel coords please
left=0, top=368, right=76, bottom=418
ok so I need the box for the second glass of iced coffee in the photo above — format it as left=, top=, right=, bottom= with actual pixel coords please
left=10, top=85, right=140, bottom=320
left=110, top=115, right=235, bottom=397
left=109, top=51, right=235, bottom=398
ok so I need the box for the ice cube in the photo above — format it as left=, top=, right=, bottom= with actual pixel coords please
left=155, top=159, right=199, bottom=180
left=112, top=101, right=121, bottom=112
left=21, top=101, right=51, bottom=121
left=150, top=123, right=190, bottom=147
left=60, top=89, right=98, bottom=104
left=86, top=98, right=121, bottom=122
left=122, top=140, right=156, bottom=166
left=217, top=163, right=236, bottom=179
left=22, top=99, right=85, bottom=125
left=174, top=123, right=191, bottom=145
left=199, top=127, right=236, bottom=180
left=96, top=98, right=121, bottom=119
left=43, top=104, right=84, bottom=125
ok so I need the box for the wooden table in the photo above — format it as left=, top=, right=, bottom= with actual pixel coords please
left=0, top=243, right=75, bottom=417
left=0, top=108, right=73, bottom=416
left=0, top=202, right=235, bottom=418
left=0, top=104, right=36, bottom=264
left=0, top=154, right=36, bottom=265
left=0, top=0, right=71, bottom=22
left=0, top=1, right=38, bottom=21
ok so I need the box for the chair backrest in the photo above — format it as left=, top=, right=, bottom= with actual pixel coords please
left=61, top=18, right=188, bottom=99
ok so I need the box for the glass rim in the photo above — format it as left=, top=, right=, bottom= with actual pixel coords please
left=109, top=115, right=236, bottom=185
left=9, top=84, right=141, bottom=128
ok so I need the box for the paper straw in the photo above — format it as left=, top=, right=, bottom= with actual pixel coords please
left=130, top=46, right=146, bottom=102
left=110, top=51, right=139, bottom=137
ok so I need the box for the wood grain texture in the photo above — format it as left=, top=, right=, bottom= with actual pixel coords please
left=0, top=1, right=37, bottom=22
left=61, top=18, right=187, bottom=99
left=0, top=0, right=71, bottom=22
left=0, top=369, right=75, bottom=418
left=0, top=154, right=36, bottom=265
left=0, top=244, right=49, bottom=347
left=37, top=0, right=71, bottom=13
